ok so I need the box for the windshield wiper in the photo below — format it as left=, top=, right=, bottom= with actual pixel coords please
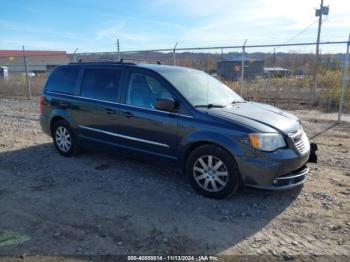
left=226, top=100, right=246, bottom=106
left=231, top=100, right=245, bottom=104
left=194, top=104, right=225, bottom=109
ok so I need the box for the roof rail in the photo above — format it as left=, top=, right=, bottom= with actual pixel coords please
left=122, top=58, right=162, bottom=65
left=69, top=58, right=162, bottom=65
left=69, top=59, right=136, bottom=65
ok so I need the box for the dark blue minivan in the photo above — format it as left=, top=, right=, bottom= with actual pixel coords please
left=40, top=62, right=312, bottom=198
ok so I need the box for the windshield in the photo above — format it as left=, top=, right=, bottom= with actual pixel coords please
left=160, top=68, right=244, bottom=107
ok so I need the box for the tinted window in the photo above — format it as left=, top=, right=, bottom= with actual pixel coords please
left=46, top=67, right=79, bottom=94
left=126, top=72, right=172, bottom=109
left=81, top=68, right=120, bottom=101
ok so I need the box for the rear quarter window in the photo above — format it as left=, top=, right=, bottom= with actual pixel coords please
left=45, top=67, right=80, bottom=94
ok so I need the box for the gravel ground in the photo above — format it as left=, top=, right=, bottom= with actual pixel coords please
left=0, top=97, right=349, bottom=260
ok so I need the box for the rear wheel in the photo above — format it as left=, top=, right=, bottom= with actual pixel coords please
left=53, top=120, right=79, bottom=157
left=186, top=144, right=240, bottom=199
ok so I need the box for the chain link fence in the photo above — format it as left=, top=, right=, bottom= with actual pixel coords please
left=0, top=40, right=349, bottom=120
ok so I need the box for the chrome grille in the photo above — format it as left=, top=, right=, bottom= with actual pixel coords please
left=289, top=128, right=310, bottom=155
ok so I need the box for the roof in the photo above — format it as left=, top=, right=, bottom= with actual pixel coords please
left=0, top=50, right=67, bottom=57
left=138, top=63, right=196, bottom=73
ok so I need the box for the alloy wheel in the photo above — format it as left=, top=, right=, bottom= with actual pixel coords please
left=55, top=126, right=72, bottom=152
left=193, top=155, right=229, bottom=192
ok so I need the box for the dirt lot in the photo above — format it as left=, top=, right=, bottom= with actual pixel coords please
left=0, top=97, right=349, bottom=260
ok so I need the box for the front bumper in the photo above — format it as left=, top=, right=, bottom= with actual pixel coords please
left=236, top=147, right=310, bottom=190
left=247, top=165, right=308, bottom=190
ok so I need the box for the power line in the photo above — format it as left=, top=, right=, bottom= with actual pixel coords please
left=283, top=19, right=319, bottom=45
left=268, top=19, right=320, bottom=55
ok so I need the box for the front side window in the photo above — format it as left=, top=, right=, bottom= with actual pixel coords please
left=46, top=67, right=79, bottom=94
left=126, top=72, right=173, bottom=109
left=81, top=68, right=120, bottom=102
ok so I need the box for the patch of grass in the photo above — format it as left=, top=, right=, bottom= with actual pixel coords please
left=223, top=70, right=349, bottom=112
left=0, top=74, right=47, bottom=98
left=0, top=230, right=30, bottom=247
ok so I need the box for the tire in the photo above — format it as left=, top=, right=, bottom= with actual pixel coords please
left=52, top=120, right=79, bottom=157
left=186, top=144, right=240, bottom=199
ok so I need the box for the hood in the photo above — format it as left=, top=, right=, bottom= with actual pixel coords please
left=208, top=102, right=300, bottom=134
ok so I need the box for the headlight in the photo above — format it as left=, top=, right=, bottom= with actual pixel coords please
left=248, top=133, right=286, bottom=152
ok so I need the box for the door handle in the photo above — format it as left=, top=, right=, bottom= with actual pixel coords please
left=106, top=108, right=117, bottom=115
left=120, top=111, right=134, bottom=118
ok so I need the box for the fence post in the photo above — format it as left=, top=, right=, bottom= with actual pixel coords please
left=338, top=34, right=350, bottom=122
left=173, top=42, right=178, bottom=66
left=240, top=39, right=247, bottom=96
left=22, top=46, right=31, bottom=100
left=73, top=48, right=79, bottom=63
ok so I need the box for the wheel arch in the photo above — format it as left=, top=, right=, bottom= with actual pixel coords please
left=49, top=109, right=77, bottom=137
left=50, top=116, right=66, bottom=136
left=183, top=139, right=244, bottom=196
left=179, top=132, right=244, bottom=173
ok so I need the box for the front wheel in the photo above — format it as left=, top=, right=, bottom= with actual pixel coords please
left=186, top=144, right=240, bottom=199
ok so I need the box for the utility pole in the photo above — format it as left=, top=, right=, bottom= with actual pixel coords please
left=117, top=39, right=120, bottom=61
left=114, top=39, right=120, bottom=62
left=315, top=0, right=329, bottom=59
left=22, top=46, right=31, bottom=100
left=173, top=42, right=178, bottom=66
left=313, top=0, right=329, bottom=101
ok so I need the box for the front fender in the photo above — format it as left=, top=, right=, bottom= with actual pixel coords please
left=178, top=130, right=249, bottom=168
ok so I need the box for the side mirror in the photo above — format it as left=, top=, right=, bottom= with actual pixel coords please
left=155, top=98, right=177, bottom=112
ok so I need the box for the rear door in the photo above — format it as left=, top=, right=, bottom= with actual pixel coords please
left=116, top=69, right=179, bottom=158
left=73, top=66, right=123, bottom=144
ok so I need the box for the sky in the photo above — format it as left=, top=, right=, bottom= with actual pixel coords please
left=0, top=0, right=349, bottom=53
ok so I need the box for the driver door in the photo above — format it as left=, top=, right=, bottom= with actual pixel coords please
left=117, top=69, right=178, bottom=159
